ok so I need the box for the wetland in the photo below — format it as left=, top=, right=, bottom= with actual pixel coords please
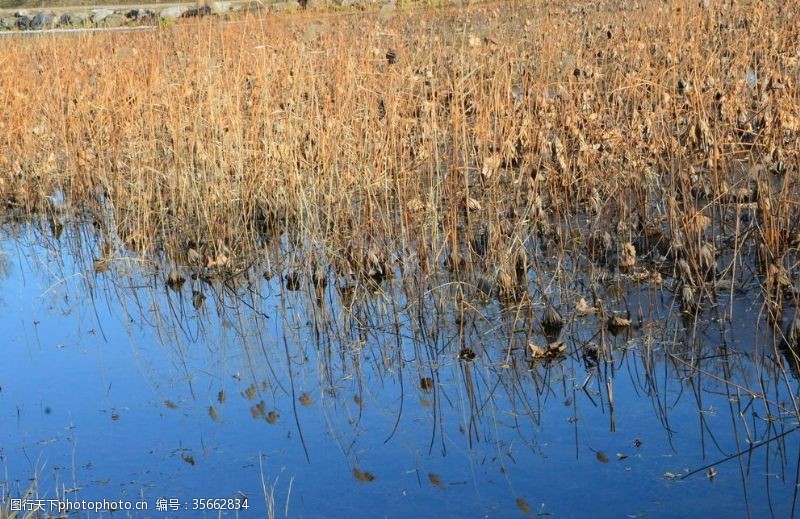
left=0, top=0, right=799, bottom=516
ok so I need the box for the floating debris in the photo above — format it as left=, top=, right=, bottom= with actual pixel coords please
left=515, top=498, right=532, bottom=516
left=575, top=298, right=599, bottom=314
left=607, top=315, right=631, bottom=332
left=250, top=401, right=266, bottom=420
left=428, top=473, right=445, bottom=489
left=352, top=468, right=376, bottom=483
left=243, top=384, right=258, bottom=400
left=528, top=341, right=567, bottom=361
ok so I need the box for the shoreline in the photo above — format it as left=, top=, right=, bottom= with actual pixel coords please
left=0, top=0, right=446, bottom=32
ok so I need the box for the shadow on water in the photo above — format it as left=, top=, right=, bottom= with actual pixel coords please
left=1, top=216, right=800, bottom=518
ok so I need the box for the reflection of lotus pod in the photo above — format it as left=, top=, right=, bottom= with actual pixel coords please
left=93, top=258, right=109, bottom=274
left=420, top=377, right=434, bottom=392
left=477, top=275, right=493, bottom=296
left=192, top=290, right=205, bottom=310
left=459, top=348, right=477, bottom=361
left=167, top=270, right=185, bottom=291
left=542, top=305, right=563, bottom=331
left=285, top=272, right=301, bottom=291
left=311, top=267, right=327, bottom=289
left=785, top=318, right=800, bottom=347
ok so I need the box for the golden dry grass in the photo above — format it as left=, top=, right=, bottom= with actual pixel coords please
left=0, top=0, right=797, bottom=314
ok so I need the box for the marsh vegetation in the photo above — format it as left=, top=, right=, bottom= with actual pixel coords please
left=0, top=0, right=799, bottom=516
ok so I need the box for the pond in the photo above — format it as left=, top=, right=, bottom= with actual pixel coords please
left=1, top=219, right=799, bottom=518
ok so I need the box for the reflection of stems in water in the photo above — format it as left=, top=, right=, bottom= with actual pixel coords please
left=383, top=286, right=406, bottom=444
left=283, top=333, right=310, bottom=463
left=681, top=424, right=800, bottom=480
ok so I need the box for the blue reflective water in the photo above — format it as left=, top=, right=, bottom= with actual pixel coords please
left=1, top=222, right=799, bottom=518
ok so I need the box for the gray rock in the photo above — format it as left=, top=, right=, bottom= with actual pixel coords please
left=271, top=1, right=301, bottom=12
left=91, top=9, right=115, bottom=24
left=68, top=12, right=89, bottom=26
left=160, top=6, right=187, bottom=20
left=102, top=14, right=127, bottom=27
left=238, top=2, right=266, bottom=13
left=210, top=2, right=232, bottom=13
left=16, top=15, right=30, bottom=30
left=182, top=6, right=213, bottom=18
left=127, top=9, right=157, bottom=22
left=0, top=17, right=17, bottom=30
left=30, top=13, right=56, bottom=30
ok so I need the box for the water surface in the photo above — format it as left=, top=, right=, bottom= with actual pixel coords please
left=1, top=221, right=799, bottom=518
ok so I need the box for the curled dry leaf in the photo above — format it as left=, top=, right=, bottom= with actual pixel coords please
left=406, top=197, right=425, bottom=212
left=607, top=315, right=631, bottom=329
left=619, top=242, right=636, bottom=268
left=465, top=197, right=482, bottom=211
left=576, top=297, right=598, bottom=314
